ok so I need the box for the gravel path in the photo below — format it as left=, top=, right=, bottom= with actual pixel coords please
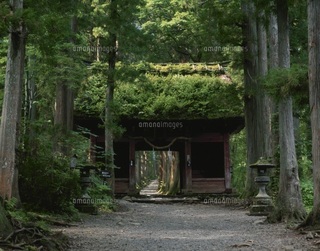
left=64, top=200, right=316, bottom=251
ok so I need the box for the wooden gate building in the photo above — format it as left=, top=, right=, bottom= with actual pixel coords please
left=75, top=116, right=244, bottom=194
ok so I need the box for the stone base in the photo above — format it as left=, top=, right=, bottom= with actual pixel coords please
left=249, top=197, right=274, bottom=216
left=75, top=204, right=98, bottom=214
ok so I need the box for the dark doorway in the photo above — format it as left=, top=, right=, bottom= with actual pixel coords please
left=191, top=142, right=225, bottom=178
left=114, top=142, right=130, bottom=178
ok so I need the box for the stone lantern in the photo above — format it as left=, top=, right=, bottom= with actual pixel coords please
left=249, top=159, right=275, bottom=216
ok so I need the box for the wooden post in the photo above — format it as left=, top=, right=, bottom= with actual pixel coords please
left=184, top=140, right=192, bottom=193
left=224, top=134, right=232, bottom=193
left=129, top=139, right=137, bottom=194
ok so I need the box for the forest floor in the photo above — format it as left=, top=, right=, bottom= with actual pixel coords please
left=62, top=199, right=319, bottom=251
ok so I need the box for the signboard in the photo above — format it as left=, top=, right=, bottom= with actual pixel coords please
left=101, top=170, right=111, bottom=178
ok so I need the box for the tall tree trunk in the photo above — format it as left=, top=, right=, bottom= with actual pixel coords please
left=242, top=1, right=259, bottom=198
left=53, top=17, right=77, bottom=154
left=158, top=151, right=180, bottom=195
left=0, top=0, right=26, bottom=200
left=270, top=0, right=306, bottom=222
left=268, top=6, right=279, bottom=153
left=54, top=83, right=68, bottom=130
left=105, top=44, right=116, bottom=194
left=242, top=1, right=272, bottom=198
left=54, top=83, right=68, bottom=153
left=302, top=0, right=320, bottom=227
left=25, top=55, right=37, bottom=152
left=105, top=0, right=117, bottom=195
left=66, top=16, right=77, bottom=132
left=269, top=8, right=279, bottom=70
left=54, top=84, right=74, bottom=133
left=257, top=11, right=273, bottom=159
left=267, top=4, right=280, bottom=197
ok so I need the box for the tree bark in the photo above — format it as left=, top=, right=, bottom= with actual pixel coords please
left=257, top=10, right=273, bottom=159
left=105, top=53, right=116, bottom=194
left=25, top=55, right=37, bottom=153
left=54, top=83, right=68, bottom=154
left=0, top=0, right=26, bottom=200
left=159, top=151, right=180, bottom=195
left=54, top=83, right=68, bottom=130
left=105, top=0, right=117, bottom=195
left=242, top=1, right=259, bottom=198
left=270, top=0, right=306, bottom=222
left=302, top=0, right=320, bottom=227
left=268, top=6, right=279, bottom=157
left=53, top=17, right=77, bottom=154
left=54, top=83, right=74, bottom=133
left=269, top=9, right=279, bottom=69
left=242, top=1, right=272, bottom=198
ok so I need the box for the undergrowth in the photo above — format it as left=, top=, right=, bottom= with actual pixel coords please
left=0, top=198, right=70, bottom=251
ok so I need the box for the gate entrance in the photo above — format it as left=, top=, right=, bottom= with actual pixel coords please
left=135, top=150, right=180, bottom=195
left=76, top=117, right=244, bottom=195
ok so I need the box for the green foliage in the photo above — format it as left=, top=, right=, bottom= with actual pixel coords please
left=87, top=174, right=115, bottom=212
left=0, top=2, right=10, bottom=38
left=289, top=0, right=308, bottom=63
left=6, top=198, right=51, bottom=230
left=75, top=63, right=244, bottom=120
left=24, top=0, right=77, bottom=56
left=88, top=174, right=111, bottom=197
left=230, top=130, right=247, bottom=196
left=300, top=178, right=313, bottom=213
left=19, top=126, right=85, bottom=214
left=139, top=0, right=242, bottom=62
left=263, top=64, right=308, bottom=101
left=3, top=198, right=72, bottom=250
left=295, top=108, right=312, bottom=180
left=20, top=156, right=81, bottom=214
left=0, top=38, right=7, bottom=109
left=116, top=73, right=243, bottom=120
left=24, top=44, right=87, bottom=121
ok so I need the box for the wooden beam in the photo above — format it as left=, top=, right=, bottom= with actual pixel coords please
left=184, top=140, right=192, bottom=193
left=128, top=139, right=137, bottom=194
left=224, top=134, right=232, bottom=193
left=191, top=133, right=224, bottom=142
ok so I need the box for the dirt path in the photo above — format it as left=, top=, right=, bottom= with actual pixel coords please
left=64, top=200, right=316, bottom=251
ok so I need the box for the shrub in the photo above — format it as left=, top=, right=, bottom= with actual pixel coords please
left=230, top=130, right=247, bottom=196
left=300, top=178, right=313, bottom=213
left=19, top=154, right=81, bottom=214
left=19, top=127, right=83, bottom=214
left=87, top=174, right=115, bottom=212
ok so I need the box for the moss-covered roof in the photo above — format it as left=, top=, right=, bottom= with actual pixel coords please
left=145, top=62, right=229, bottom=76
left=75, top=62, right=244, bottom=120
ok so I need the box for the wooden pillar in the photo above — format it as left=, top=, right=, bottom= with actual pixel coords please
left=129, top=139, right=137, bottom=194
left=224, top=134, right=232, bottom=193
left=184, top=140, right=192, bottom=193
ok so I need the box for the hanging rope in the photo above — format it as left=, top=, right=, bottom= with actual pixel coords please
left=130, top=137, right=190, bottom=150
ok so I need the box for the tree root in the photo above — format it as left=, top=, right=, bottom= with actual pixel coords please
left=0, top=224, right=68, bottom=250
left=267, top=204, right=306, bottom=225
left=26, top=212, right=78, bottom=227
